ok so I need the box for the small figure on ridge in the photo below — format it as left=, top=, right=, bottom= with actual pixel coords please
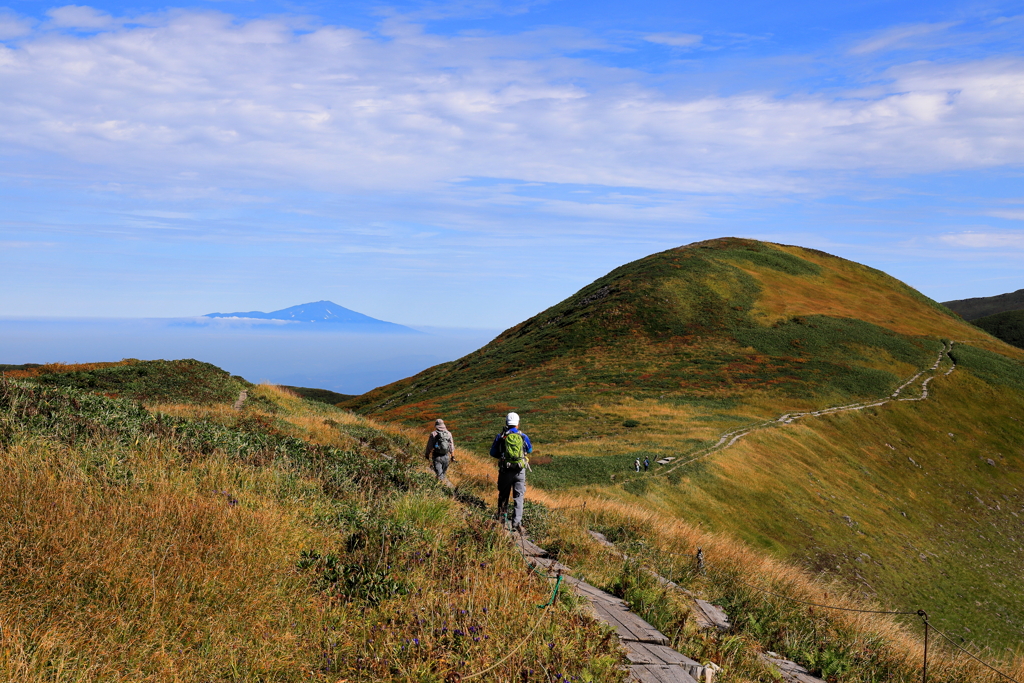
left=424, top=418, right=455, bottom=483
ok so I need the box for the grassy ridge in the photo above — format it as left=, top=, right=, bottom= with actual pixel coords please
left=4, top=358, right=255, bottom=405
left=0, top=378, right=623, bottom=682
left=346, top=239, right=1007, bottom=447
left=4, top=359, right=1024, bottom=681
left=347, top=238, right=1024, bottom=652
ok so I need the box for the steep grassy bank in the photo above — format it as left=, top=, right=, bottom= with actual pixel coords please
left=445, top=448, right=1024, bottom=682
left=574, top=347, right=1024, bottom=650
left=0, top=379, right=622, bottom=682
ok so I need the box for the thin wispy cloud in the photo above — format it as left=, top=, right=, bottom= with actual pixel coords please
left=2, top=3, right=1023, bottom=322
left=46, top=5, right=120, bottom=30
left=986, top=210, right=1024, bottom=221
left=0, top=11, right=33, bottom=39
left=1, top=11, right=1023, bottom=199
left=938, top=231, right=1024, bottom=249
left=644, top=32, right=702, bottom=48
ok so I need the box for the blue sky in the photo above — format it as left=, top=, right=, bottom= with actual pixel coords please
left=2, top=0, right=1023, bottom=329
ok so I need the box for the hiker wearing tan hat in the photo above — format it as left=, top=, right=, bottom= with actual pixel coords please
left=424, top=418, right=455, bottom=482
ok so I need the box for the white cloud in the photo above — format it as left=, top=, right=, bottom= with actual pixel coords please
left=938, top=231, right=1024, bottom=249
left=644, top=32, right=702, bottom=48
left=849, top=22, right=958, bottom=55
left=0, top=11, right=1023, bottom=197
left=46, top=5, right=119, bottom=30
left=0, top=12, right=33, bottom=39
left=986, top=209, right=1024, bottom=220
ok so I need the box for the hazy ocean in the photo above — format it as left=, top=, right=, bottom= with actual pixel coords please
left=0, top=317, right=499, bottom=395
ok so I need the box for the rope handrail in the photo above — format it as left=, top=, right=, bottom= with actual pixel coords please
left=456, top=558, right=563, bottom=681
left=929, top=622, right=1022, bottom=683
left=680, top=555, right=1019, bottom=683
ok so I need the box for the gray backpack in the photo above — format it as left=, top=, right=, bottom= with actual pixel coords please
left=433, top=429, right=453, bottom=457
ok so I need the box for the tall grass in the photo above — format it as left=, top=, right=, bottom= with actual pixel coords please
left=509, top=490, right=1024, bottom=682
left=0, top=379, right=625, bottom=682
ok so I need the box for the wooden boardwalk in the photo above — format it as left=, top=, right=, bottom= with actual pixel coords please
left=759, top=654, right=826, bottom=683
left=580, top=531, right=822, bottom=682
left=587, top=531, right=731, bottom=632
left=515, top=531, right=708, bottom=682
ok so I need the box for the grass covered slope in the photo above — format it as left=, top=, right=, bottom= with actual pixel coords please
left=347, top=238, right=1024, bottom=652
left=4, top=358, right=253, bottom=405
left=346, top=238, right=1013, bottom=456
left=617, top=345, right=1024, bottom=650
left=0, top=377, right=623, bottom=682
left=5, top=361, right=1024, bottom=681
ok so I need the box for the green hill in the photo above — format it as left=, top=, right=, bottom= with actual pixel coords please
left=4, top=358, right=254, bottom=405
left=347, top=238, right=1024, bottom=649
left=280, top=384, right=356, bottom=405
left=5, top=353, right=1023, bottom=679
left=943, top=288, right=1024, bottom=321
left=973, top=309, right=1024, bottom=349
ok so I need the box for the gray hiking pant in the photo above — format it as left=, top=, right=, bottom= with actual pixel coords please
left=497, top=467, right=526, bottom=527
left=432, top=455, right=451, bottom=480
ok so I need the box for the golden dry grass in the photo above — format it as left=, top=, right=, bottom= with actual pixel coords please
left=444, top=432, right=1024, bottom=682
left=2, top=359, right=137, bottom=379
left=0, top=383, right=625, bottom=682
left=751, top=245, right=1024, bottom=360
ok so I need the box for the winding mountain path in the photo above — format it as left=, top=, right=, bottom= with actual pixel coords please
left=662, top=341, right=958, bottom=475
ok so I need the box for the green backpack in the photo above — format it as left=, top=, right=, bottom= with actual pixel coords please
left=502, top=430, right=528, bottom=469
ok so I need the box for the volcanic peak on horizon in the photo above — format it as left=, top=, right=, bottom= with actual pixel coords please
left=204, top=300, right=415, bottom=331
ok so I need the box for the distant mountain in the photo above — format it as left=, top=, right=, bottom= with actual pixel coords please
left=204, top=301, right=418, bottom=333
left=973, top=309, right=1024, bottom=349
left=942, top=288, right=1024, bottom=321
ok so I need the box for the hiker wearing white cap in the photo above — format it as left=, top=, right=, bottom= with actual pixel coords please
left=489, top=411, right=533, bottom=532
left=424, top=418, right=455, bottom=482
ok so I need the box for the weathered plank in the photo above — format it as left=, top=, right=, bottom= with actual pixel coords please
left=563, top=576, right=628, bottom=607
left=513, top=535, right=548, bottom=558
left=514, top=531, right=709, bottom=682
left=525, top=555, right=574, bottom=578
left=759, top=655, right=825, bottom=683
left=588, top=530, right=617, bottom=550
left=232, top=390, right=247, bottom=410
left=628, top=664, right=700, bottom=683
left=624, top=641, right=701, bottom=668
left=692, top=599, right=731, bottom=631
left=589, top=598, right=670, bottom=645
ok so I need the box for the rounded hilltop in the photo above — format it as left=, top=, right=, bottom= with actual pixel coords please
left=345, top=237, right=1009, bottom=432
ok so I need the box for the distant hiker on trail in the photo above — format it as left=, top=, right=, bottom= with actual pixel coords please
left=490, top=412, right=532, bottom=533
left=424, top=418, right=455, bottom=482
left=634, top=458, right=641, bottom=472
left=643, top=457, right=650, bottom=472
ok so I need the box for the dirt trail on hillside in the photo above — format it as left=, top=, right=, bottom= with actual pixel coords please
left=662, top=341, right=958, bottom=475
